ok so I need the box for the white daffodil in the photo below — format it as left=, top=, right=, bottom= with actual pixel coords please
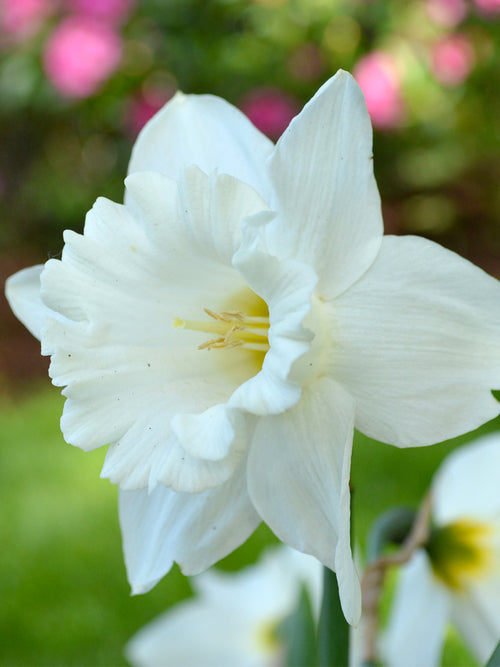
left=125, top=546, right=322, bottom=667
left=383, top=433, right=500, bottom=667
left=6, top=70, right=500, bottom=626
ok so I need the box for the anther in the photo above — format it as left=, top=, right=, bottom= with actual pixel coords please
left=174, top=307, right=270, bottom=352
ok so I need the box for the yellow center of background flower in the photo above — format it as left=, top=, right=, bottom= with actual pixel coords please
left=426, top=518, right=495, bottom=591
left=254, top=618, right=282, bottom=654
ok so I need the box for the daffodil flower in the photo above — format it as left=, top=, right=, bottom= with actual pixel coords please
left=125, top=546, right=321, bottom=667
left=6, top=71, right=500, bottom=626
left=383, top=433, right=500, bottom=666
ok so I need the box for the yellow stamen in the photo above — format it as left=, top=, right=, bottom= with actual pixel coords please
left=174, top=307, right=270, bottom=352
left=426, top=518, right=496, bottom=591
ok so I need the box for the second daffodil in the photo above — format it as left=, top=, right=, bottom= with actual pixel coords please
left=125, top=546, right=322, bottom=667
left=383, top=433, right=500, bottom=666
left=6, top=71, right=500, bottom=626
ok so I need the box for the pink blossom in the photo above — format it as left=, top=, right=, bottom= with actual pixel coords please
left=0, top=0, right=53, bottom=39
left=431, top=33, right=474, bottom=86
left=43, top=17, right=122, bottom=98
left=238, top=88, right=299, bottom=139
left=426, top=0, right=467, bottom=26
left=69, top=0, right=134, bottom=25
left=353, top=52, right=404, bottom=129
left=473, top=0, right=500, bottom=15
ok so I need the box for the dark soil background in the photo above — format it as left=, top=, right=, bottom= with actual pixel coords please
left=1, top=250, right=49, bottom=394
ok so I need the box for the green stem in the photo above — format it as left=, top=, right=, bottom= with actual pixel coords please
left=486, top=640, right=500, bottom=666
left=317, top=566, right=349, bottom=667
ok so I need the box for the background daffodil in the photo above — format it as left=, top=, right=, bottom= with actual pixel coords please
left=383, top=433, right=500, bottom=667
left=126, top=546, right=321, bottom=667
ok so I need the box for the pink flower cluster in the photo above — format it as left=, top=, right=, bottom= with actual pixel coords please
left=69, top=0, right=133, bottom=25
left=44, top=17, right=122, bottom=98
left=473, top=0, right=500, bottom=15
left=426, top=0, right=468, bottom=27
left=431, top=33, right=474, bottom=86
left=427, top=0, right=500, bottom=23
left=0, top=0, right=53, bottom=40
left=43, top=0, right=132, bottom=99
left=238, top=88, right=299, bottom=139
left=353, top=53, right=404, bottom=130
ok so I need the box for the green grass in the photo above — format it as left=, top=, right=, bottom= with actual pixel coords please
left=0, top=387, right=192, bottom=666
left=1, top=385, right=498, bottom=665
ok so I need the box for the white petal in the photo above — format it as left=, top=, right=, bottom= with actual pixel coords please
left=91, top=380, right=251, bottom=492
left=382, top=550, right=450, bottom=667
left=5, top=265, right=47, bottom=341
left=432, top=433, right=500, bottom=525
left=126, top=596, right=267, bottom=667
left=127, top=92, right=274, bottom=199
left=266, top=70, right=383, bottom=299
left=126, top=598, right=256, bottom=667
left=42, top=196, right=238, bottom=339
left=450, top=574, right=500, bottom=664
left=51, top=329, right=253, bottom=483
left=171, top=405, right=247, bottom=462
left=126, top=546, right=322, bottom=667
left=247, top=376, right=361, bottom=625
left=334, top=235, right=500, bottom=446
left=119, top=460, right=260, bottom=594
left=38, top=169, right=273, bottom=491
left=101, top=405, right=245, bottom=494
left=232, top=243, right=317, bottom=416
left=125, top=166, right=271, bottom=270
left=193, top=546, right=322, bottom=618
left=43, top=169, right=269, bottom=348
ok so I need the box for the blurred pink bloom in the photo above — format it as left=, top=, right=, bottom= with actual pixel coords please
left=43, top=17, right=122, bottom=98
left=353, top=52, right=404, bottom=129
left=69, top=0, right=134, bottom=25
left=431, top=34, right=474, bottom=86
left=239, top=88, right=299, bottom=139
left=0, top=0, right=53, bottom=39
left=124, top=89, right=175, bottom=137
left=426, top=0, right=467, bottom=26
left=473, top=0, right=500, bottom=15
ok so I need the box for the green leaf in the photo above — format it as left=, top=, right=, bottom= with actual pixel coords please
left=486, top=641, right=500, bottom=667
left=277, top=584, right=318, bottom=667
left=317, top=567, right=349, bottom=667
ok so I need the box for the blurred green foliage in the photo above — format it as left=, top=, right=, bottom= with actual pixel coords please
left=1, top=0, right=500, bottom=269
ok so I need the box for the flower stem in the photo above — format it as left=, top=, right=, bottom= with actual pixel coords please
left=486, top=640, right=500, bottom=666
left=317, top=566, right=349, bottom=667
left=361, top=494, right=432, bottom=664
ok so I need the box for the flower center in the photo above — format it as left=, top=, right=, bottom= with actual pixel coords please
left=426, top=518, right=495, bottom=591
left=254, top=618, right=282, bottom=654
left=174, top=308, right=270, bottom=352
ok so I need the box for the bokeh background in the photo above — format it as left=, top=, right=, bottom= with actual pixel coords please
left=1, top=0, right=499, bottom=664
